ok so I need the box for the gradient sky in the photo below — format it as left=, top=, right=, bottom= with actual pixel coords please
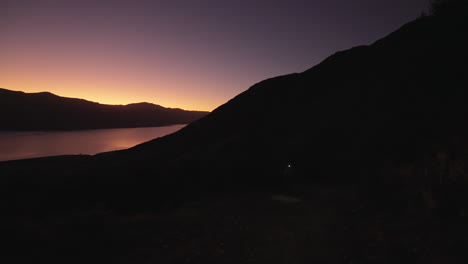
left=1, top=0, right=428, bottom=111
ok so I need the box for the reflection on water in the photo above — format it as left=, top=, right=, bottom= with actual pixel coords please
left=0, top=125, right=185, bottom=161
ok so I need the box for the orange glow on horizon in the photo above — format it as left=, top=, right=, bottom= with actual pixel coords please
left=0, top=37, right=244, bottom=112
left=0, top=79, right=228, bottom=112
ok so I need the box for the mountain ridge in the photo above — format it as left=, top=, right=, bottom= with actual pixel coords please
left=0, top=88, right=203, bottom=110
left=96, top=11, right=468, bottom=196
left=0, top=88, right=209, bottom=130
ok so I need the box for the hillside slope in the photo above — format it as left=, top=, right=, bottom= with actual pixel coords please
left=104, top=10, right=468, bottom=193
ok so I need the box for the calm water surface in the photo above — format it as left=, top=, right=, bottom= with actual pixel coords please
left=0, top=125, right=185, bottom=161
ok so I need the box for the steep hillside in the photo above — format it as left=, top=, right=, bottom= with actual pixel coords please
left=106, top=10, right=468, bottom=190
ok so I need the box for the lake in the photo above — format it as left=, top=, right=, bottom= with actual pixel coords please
left=0, top=125, right=185, bottom=161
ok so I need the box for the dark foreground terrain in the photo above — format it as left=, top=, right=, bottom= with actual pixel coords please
left=4, top=181, right=468, bottom=264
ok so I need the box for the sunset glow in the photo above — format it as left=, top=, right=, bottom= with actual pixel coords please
left=1, top=0, right=428, bottom=111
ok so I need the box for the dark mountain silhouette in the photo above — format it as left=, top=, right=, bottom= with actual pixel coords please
left=1, top=2, right=468, bottom=263
left=0, top=88, right=209, bottom=130
left=102, top=4, right=468, bottom=195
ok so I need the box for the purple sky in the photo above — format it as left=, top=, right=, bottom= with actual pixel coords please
left=1, top=0, right=429, bottom=111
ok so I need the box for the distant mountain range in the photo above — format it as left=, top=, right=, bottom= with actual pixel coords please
left=0, top=88, right=209, bottom=130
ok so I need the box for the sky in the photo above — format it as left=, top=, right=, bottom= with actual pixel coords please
left=1, top=0, right=429, bottom=111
